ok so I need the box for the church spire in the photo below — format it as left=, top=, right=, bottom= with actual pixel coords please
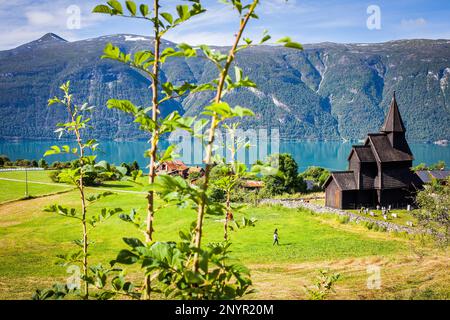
left=380, top=92, right=406, bottom=133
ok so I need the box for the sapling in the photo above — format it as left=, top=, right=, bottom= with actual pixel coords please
left=93, top=0, right=206, bottom=298
left=191, top=0, right=302, bottom=272
left=34, top=82, right=120, bottom=300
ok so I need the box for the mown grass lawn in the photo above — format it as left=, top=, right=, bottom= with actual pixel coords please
left=0, top=173, right=448, bottom=300
left=0, top=170, right=73, bottom=203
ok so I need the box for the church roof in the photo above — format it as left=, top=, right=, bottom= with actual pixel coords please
left=329, top=171, right=357, bottom=190
left=366, top=133, right=413, bottom=162
left=349, top=145, right=376, bottom=162
left=380, top=92, right=406, bottom=133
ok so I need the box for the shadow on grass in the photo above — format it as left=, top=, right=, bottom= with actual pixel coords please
left=272, top=242, right=294, bottom=247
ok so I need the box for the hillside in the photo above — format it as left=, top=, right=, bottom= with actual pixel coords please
left=0, top=33, right=449, bottom=141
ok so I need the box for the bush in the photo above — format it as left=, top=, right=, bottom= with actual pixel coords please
left=38, top=159, right=48, bottom=169
left=339, top=216, right=350, bottom=224
left=14, top=159, right=32, bottom=167
left=130, top=160, right=139, bottom=172
left=300, top=166, right=330, bottom=188
left=363, top=221, right=374, bottom=230
left=49, top=170, right=61, bottom=183
left=50, top=161, right=71, bottom=170
left=208, top=186, right=226, bottom=202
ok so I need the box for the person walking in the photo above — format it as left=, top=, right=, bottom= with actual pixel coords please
left=273, top=229, right=279, bottom=246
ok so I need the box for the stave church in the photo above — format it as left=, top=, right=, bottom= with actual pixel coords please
left=324, top=93, right=424, bottom=209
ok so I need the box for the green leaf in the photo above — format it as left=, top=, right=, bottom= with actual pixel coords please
left=139, top=4, right=149, bottom=17
left=234, top=66, right=242, bottom=83
left=107, top=0, right=123, bottom=14
left=161, top=12, right=173, bottom=24
left=276, top=36, right=291, bottom=43
left=44, top=145, right=61, bottom=157
left=107, top=99, right=138, bottom=114
left=177, top=43, right=197, bottom=57
left=125, top=1, right=137, bottom=15
left=134, top=114, right=156, bottom=131
left=176, top=4, right=190, bottom=21
left=276, top=37, right=303, bottom=50
left=123, top=237, right=144, bottom=249
left=260, top=34, right=271, bottom=44
left=284, top=41, right=303, bottom=50
left=114, top=249, right=139, bottom=265
left=203, top=102, right=232, bottom=118
left=133, top=50, right=154, bottom=66
left=92, top=5, right=112, bottom=14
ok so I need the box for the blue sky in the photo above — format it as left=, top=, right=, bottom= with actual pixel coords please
left=1, top=0, right=450, bottom=50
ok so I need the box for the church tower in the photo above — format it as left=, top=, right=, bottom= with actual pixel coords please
left=380, top=92, right=413, bottom=156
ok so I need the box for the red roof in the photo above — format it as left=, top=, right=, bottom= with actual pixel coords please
left=159, top=160, right=188, bottom=172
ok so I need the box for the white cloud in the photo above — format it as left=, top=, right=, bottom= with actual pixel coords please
left=25, top=11, right=58, bottom=26
left=0, top=0, right=107, bottom=49
left=400, top=18, right=427, bottom=28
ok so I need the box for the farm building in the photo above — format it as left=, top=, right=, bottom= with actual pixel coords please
left=156, top=160, right=189, bottom=178
left=324, top=93, right=424, bottom=209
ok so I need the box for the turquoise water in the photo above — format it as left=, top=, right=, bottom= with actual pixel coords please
left=0, top=139, right=449, bottom=171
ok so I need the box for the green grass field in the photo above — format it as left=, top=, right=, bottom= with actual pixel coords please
left=0, top=170, right=74, bottom=203
left=0, top=171, right=448, bottom=299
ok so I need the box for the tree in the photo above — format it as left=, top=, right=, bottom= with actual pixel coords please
left=413, top=161, right=446, bottom=172
left=429, top=160, right=446, bottom=171
left=38, top=158, right=48, bottom=169
left=258, top=153, right=306, bottom=195
left=93, top=0, right=206, bottom=299
left=87, top=0, right=302, bottom=300
left=415, top=177, right=450, bottom=247
left=34, top=82, right=119, bottom=300
left=130, top=160, right=140, bottom=172
left=300, top=166, right=330, bottom=188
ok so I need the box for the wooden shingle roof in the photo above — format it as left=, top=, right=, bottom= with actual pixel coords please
left=330, top=171, right=357, bottom=190
left=349, top=145, right=376, bottom=162
left=380, top=92, right=406, bottom=133
left=367, top=133, right=413, bottom=162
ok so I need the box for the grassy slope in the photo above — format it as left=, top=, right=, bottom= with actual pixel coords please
left=0, top=172, right=448, bottom=299
left=0, top=171, right=73, bottom=203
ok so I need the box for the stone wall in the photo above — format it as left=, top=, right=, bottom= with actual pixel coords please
left=259, top=199, right=417, bottom=234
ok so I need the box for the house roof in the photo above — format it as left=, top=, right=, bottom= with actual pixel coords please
left=415, top=170, right=450, bottom=183
left=188, top=166, right=204, bottom=173
left=329, top=171, right=357, bottom=190
left=242, top=180, right=264, bottom=188
left=159, top=160, right=188, bottom=172
left=380, top=92, right=406, bottom=133
left=366, top=133, right=413, bottom=162
left=348, top=145, right=376, bottom=162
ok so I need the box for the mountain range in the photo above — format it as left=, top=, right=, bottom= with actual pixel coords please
left=0, top=33, right=449, bottom=142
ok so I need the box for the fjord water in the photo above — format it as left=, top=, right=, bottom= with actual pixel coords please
left=1, top=139, right=449, bottom=171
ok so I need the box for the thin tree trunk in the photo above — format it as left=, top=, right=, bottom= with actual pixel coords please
left=143, top=0, right=161, bottom=300
left=224, top=191, right=231, bottom=241
left=67, top=98, right=88, bottom=299
left=193, top=1, right=258, bottom=272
